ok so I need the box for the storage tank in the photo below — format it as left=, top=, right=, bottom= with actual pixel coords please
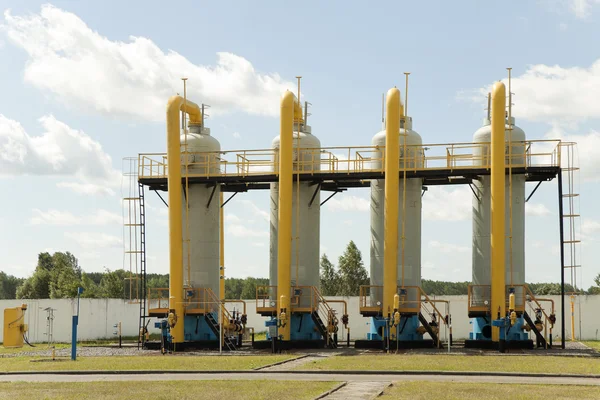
left=181, top=122, right=221, bottom=296
left=370, top=116, right=423, bottom=306
left=472, top=116, right=526, bottom=302
left=269, top=123, right=321, bottom=300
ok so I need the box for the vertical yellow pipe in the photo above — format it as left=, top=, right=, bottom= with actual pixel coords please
left=490, top=82, right=506, bottom=343
left=277, top=91, right=297, bottom=341
left=383, top=87, right=402, bottom=325
left=166, top=95, right=202, bottom=345
left=220, top=192, right=225, bottom=301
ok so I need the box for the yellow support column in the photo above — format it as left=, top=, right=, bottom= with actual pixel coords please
left=383, top=87, right=403, bottom=329
left=166, top=95, right=202, bottom=346
left=277, top=91, right=297, bottom=342
left=490, top=82, right=506, bottom=343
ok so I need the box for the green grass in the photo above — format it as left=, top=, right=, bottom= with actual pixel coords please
left=300, top=355, right=600, bottom=375
left=0, top=380, right=339, bottom=400
left=0, top=355, right=292, bottom=372
left=582, top=341, right=600, bottom=351
left=380, top=382, right=600, bottom=399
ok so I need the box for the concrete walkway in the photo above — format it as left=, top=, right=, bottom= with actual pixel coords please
left=0, top=372, right=598, bottom=386
left=320, top=381, right=391, bottom=400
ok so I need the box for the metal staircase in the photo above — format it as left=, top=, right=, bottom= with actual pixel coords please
left=418, top=313, right=442, bottom=349
left=523, top=311, right=548, bottom=349
left=311, top=287, right=338, bottom=348
left=204, top=313, right=236, bottom=351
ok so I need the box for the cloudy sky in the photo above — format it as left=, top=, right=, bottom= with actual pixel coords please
left=0, top=1, right=598, bottom=288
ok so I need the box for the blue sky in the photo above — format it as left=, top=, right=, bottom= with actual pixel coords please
left=0, top=0, right=598, bottom=288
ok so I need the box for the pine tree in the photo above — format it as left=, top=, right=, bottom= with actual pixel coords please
left=337, top=241, right=369, bottom=296
left=320, top=254, right=339, bottom=296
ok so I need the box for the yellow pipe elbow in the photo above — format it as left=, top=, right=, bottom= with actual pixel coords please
left=383, top=87, right=401, bottom=324
left=277, top=90, right=297, bottom=341
left=166, top=95, right=203, bottom=345
left=490, top=81, right=507, bottom=342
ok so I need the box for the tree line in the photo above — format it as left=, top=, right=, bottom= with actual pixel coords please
left=1, top=249, right=598, bottom=300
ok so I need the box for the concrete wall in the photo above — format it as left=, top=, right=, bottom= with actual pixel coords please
left=2, top=295, right=599, bottom=343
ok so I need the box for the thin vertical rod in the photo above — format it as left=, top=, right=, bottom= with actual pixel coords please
left=401, top=73, right=410, bottom=288
left=558, top=168, right=566, bottom=349
left=507, top=68, right=514, bottom=286
left=183, top=78, right=191, bottom=288
left=295, top=76, right=302, bottom=288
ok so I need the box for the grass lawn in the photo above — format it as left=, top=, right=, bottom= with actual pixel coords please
left=380, top=382, right=600, bottom=400
left=582, top=341, right=600, bottom=351
left=300, top=355, right=600, bottom=375
left=0, top=355, right=292, bottom=372
left=0, top=380, right=339, bottom=400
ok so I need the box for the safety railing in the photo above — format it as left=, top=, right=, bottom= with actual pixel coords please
left=359, top=285, right=422, bottom=315
left=524, top=286, right=556, bottom=348
left=419, top=291, right=451, bottom=348
left=256, top=285, right=277, bottom=315
left=468, top=284, right=535, bottom=315
left=147, top=287, right=170, bottom=315
left=138, top=140, right=562, bottom=180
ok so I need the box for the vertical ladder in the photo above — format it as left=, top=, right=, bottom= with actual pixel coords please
left=123, top=157, right=143, bottom=302
left=559, top=142, right=581, bottom=340
left=138, top=182, right=148, bottom=349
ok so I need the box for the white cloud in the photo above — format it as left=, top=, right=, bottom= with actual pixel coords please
left=225, top=213, right=242, bottom=224
left=233, top=132, right=241, bottom=139
left=570, top=0, right=600, bottom=18
left=227, top=224, right=268, bottom=238
left=87, top=209, right=123, bottom=225
left=525, top=203, right=551, bottom=217
left=423, top=187, right=471, bottom=221
left=582, top=219, right=600, bottom=236
left=65, top=232, right=122, bottom=248
left=30, top=208, right=122, bottom=226
left=461, top=60, right=600, bottom=124
left=240, top=200, right=269, bottom=221
left=325, top=195, right=370, bottom=212
left=30, top=209, right=80, bottom=225
left=559, top=22, right=568, bottom=31
left=57, top=182, right=115, bottom=196
left=0, top=114, right=120, bottom=194
left=2, top=5, right=294, bottom=120
left=428, top=240, right=469, bottom=253
left=543, top=125, right=600, bottom=182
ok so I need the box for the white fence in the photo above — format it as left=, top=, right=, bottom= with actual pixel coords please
left=1, top=295, right=599, bottom=343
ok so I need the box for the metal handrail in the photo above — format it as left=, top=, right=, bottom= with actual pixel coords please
left=138, top=139, right=562, bottom=180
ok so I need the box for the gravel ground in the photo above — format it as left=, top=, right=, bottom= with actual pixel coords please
left=1, top=341, right=596, bottom=359
left=0, top=346, right=160, bottom=358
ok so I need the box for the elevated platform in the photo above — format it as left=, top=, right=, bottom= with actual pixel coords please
left=137, top=140, right=561, bottom=193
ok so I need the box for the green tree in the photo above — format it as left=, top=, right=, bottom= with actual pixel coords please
left=320, top=254, right=339, bottom=296
left=100, top=269, right=127, bottom=298
left=81, top=273, right=101, bottom=298
left=48, top=252, right=82, bottom=298
left=17, top=265, right=51, bottom=299
left=337, top=241, right=369, bottom=296
left=0, top=272, right=24, bottom=299
left=225, top=278, right=244, bottom=299
left=240, top=277, right=269, bottom=299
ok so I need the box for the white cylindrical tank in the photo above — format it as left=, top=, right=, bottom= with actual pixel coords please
left=472, top=116, right=526, bottom=296
left=269, top=124, right=321, bottom=299
left=370, top=117, right=423, bottom=304
left=181, top=123, right=221, bottom=296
